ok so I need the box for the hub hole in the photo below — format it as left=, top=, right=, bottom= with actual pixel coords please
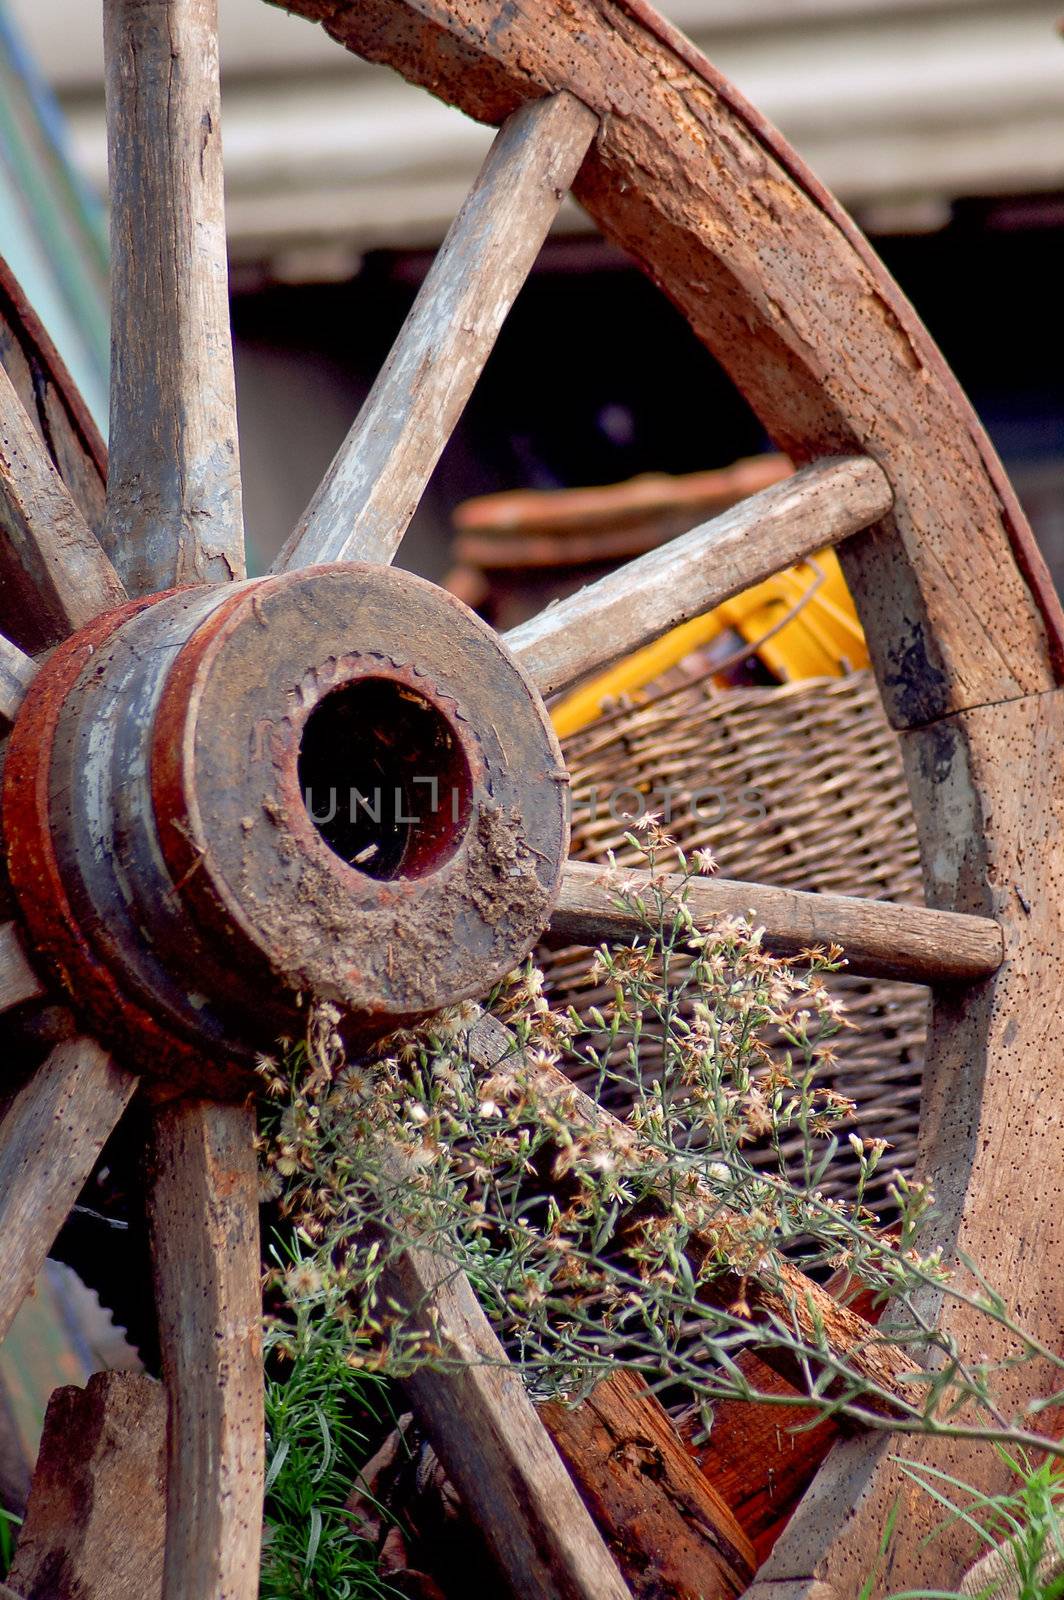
left=298, top=676, right=473, bottom=880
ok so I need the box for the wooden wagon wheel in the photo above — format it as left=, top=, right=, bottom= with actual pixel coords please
left=0, top=0, right=1061, bottom=1595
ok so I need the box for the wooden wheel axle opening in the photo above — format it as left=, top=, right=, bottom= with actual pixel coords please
left=0, top=0, right=1060, bottom=1595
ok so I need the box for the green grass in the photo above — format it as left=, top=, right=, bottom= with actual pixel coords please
left=861, top=1451, right=1064, bottom=1600
left=0, top=1507, right=20, bottom=1580
left=260, top=1296, right=399, bottom=1600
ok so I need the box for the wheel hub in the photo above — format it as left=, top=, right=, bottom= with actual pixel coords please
left=3, top=565, right=568, bottom=1093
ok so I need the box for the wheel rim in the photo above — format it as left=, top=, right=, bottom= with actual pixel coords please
left=0, top=0, right=1059, bottom=1594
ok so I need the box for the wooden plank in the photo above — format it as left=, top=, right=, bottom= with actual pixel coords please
left=0, top=633, right=34, bottom=730
left=0, top=633, right=34, bottom=724
left=0, top=361, right=125, bottom=645
left=0, top=1038, right=136, bottom=1346
left=680, top=1278, right=881, bottom=1563
left=505, top=458, right=892, bottom=699
left=551, top=860, right=1003, bottom=986
left=104, top=0, right=245, bottom=593
left=284, top=0, right=1064, bottom=725
left=148, top=1097, right=263, bottom=1600
left=7, top=1371, right=166, bottom=1600
left=466, top=1013, right=912, bottom=1417
left=383, top=1243, right=632, bottom=1600
left=685, top=1361, right=839, bottom=1568
left=0, top=256, right=108, bottom=654
left=0, top=922, right=44, bottom=1012
left=539, top=1368, right=755, bottom=1598
left=275, top=91, right=597, bottom=573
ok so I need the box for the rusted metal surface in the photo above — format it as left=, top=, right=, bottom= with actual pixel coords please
left=0, top=591, right=225, bottom=1093
left=3, top=565, right=567, bottom=1089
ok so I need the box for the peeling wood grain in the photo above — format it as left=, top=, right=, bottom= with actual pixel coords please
left=147, top=1097, right=263, bottom=1600
left=540, top=1368, right=756, bottom=1598
left=104, top=0, right=245, bottom=592
left=0, top=256, right=108, bottom=653
left=0, top=1038, right=135, bottom=1346
left=551, top=859, right=1003, bottom=985
left=0, top=920, right=45, bottom=1012
left=276, top=90, right=597, bottom=572
left=0, top=633, right=34, bottom=729
left=8, top=1372, right=166, bottom=1600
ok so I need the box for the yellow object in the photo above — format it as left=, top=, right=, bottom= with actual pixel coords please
left=550, top=547, right=868, bottom=740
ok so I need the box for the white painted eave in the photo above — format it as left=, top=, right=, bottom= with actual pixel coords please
left=12, top=0, right=1064, bottom=268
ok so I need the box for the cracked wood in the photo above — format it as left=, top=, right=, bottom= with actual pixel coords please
left=104, top=0, right=245, bottom=591
left=148, top=1097, right=263, bottom=1600
left=0, top=362, right=124, bottom=643
left=540, top=1367, right=755, bottom=1599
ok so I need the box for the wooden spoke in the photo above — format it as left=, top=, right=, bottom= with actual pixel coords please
left=1, top=362, right=125, bottom=646
left=274, top=91, right=598, bottom=574
left=540, top=1369, right=757, bottom=1598
left=0, top=632, right=34, bottom=728
left=104, top=0, right=245, bottom=593
left=0, top=1037, right=136, bottom=1346
left=7, top=1372, right=167, bottom=1600
left=0, top=920, right=45, bottom=1012
left=505, top=457, right=892, bottom=699
left=384, top=1243, right=632, bottom=1600
left=553, top=860, right=1003, bottom=986
left=148, top=1097, right=263, bottom=1600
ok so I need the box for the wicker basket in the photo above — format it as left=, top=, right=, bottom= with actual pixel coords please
left=539, top=669, right=928, bottom=1211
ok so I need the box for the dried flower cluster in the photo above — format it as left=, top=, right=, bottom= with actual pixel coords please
left=258, top=828, right=1064, bottom=1449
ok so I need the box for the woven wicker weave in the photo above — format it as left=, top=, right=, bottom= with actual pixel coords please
left=539, top=669, right=929, bottom=1211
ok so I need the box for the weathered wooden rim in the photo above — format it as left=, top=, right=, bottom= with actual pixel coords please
left=0, top=254, right=108, bottom=488
left=0, top=0, right=1059, bottom=1588
left=609, top=0, right=1064, bottom=675
left=266, top=0, right=1064, bottom=1588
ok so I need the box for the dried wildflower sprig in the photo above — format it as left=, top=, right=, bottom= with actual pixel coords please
left=259, top=826, right=1064, bottom=1455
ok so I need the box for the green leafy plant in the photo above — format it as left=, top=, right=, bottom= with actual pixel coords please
left=0, top=1506, right=20, bottom=1581
left=260, top=1287, right=398, bottom=1600
left=863, top=1452, right=1064, bottom=1599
